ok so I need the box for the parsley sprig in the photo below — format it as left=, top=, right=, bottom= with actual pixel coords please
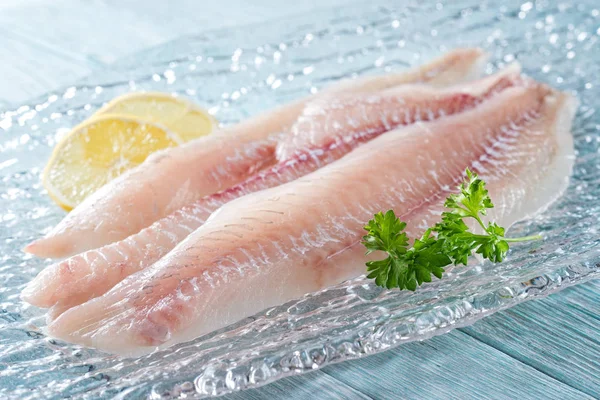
left=362, top=169, right=541, bottom=291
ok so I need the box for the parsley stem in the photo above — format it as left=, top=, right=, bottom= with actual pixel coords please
left=470, top=233, right=542, bottom=242
left=503, top=234, right=543, bottom=242
left=469, top=233, right=493, bottom=240
left=473, top=215, right=488, bottom=232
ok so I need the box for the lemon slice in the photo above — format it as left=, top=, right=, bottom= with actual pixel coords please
left=94, top=92, right=217, bottom=142
left=44, top=115, right=182, bottom=211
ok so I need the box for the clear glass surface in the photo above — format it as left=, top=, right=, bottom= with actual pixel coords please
left=1, top=1, right=599, bottom=398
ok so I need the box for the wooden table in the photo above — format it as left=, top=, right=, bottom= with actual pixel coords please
left=2, top=2, right=598, bottom=398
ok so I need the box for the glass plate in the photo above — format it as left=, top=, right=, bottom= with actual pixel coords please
left=1, top=0, right=599, bottom=398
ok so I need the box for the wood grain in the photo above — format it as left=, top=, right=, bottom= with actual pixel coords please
left=320, top=328, right=593, bottom=400
left=462, top=279, right=600, bottom=398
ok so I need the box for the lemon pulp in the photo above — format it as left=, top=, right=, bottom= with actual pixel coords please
left=43, top=115, right=181, bottom=211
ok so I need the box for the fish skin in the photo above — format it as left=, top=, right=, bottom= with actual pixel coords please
left=46, top=82, right=576, bottom=356
left=23, top=48, right=487, bottom=259
left=23, top=68, right=521, bottom=314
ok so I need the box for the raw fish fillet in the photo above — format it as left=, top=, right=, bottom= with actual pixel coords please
left=24, top=48, right=487, bottom=259
left=46, top=81, right=576, bottom=355
left=23, top=68, right=520, bottom=315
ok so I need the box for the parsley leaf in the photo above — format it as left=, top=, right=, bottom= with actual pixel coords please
left=363, top=169, right=542, bottom=291
left=444, top=168, right=494, bottom=220
left=362, top=210, right=408, bottom=255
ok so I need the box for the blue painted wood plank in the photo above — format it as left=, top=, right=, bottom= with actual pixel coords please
left=320, top=330, right=590, bottom=400
left=0, top=0, right=355, bottom=104
left=461, top=279, right=600, bottom=398
left=543, top=279, right=600, bottom=321
left=223, top=370, right=371, bottom=400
